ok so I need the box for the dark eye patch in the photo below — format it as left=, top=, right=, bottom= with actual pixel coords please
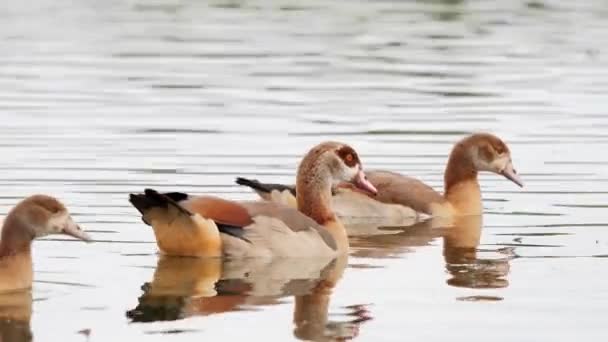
left=479, top=144, right=494, bottom=161
left=336, top=145, right=360, bottom=167
left=43, top=201, right=63, bottom=214
left=485, top=134, right=508, bottom=155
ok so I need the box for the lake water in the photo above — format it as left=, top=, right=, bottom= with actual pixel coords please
left=0, top=0, right=607, bottom=341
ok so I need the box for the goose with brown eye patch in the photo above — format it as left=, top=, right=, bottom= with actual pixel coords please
left=128, top=141, right=376, bottom=258
left=235, top=133, right=524, bottom=221
left=0, top=195, right=91, bottom=293
left=334, top=146, right=377, bottom=195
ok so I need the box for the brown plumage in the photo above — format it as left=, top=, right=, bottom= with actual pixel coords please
left=0, top=195, right=90, bottom=293
left=128, top=141, right=376, bottom=257
left=364, top=170, right=444, bottom=214
left=180, top=196, right=253, bottom=228
left=236, top=133, right=523, bottom=218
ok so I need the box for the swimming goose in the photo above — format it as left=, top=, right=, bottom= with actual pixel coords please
left=128, top=141, right=377, bottom=258
left=236, top=133, right=523, bottom=218
left=0, top=195, right=91, bottom=293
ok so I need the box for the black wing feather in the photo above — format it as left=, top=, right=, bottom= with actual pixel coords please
left=235, top=177, right=296, bottom=195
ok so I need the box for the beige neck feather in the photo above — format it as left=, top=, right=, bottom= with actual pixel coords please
left=0, top=215, right=33, bottom=258
left=296, top=164, right=335, bottom=225
left=443, top=143, right=483, bottom=216
left=296, top=152, right=349, bottom=252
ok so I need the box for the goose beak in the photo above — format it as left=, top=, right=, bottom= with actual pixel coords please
left=63, top=216, right=92, bottom=242
left=353, top=170, right=378, bottom=195
left=501, top=161, right=523, bottom=188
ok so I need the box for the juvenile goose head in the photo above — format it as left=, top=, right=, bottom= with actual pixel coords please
left=0, top=195, right=90, bottom=255
left=468, top=134, right=523, bottom=187
left=445, top=133, right=523, bottom=192
left=437, top=133, right=523, bottom=216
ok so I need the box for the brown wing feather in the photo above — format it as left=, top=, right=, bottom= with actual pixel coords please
left=176, top=196, right=336, bottom=252
left=366, top=170, right=445, bottom=214
left=180, top=196, right=253, bottom=227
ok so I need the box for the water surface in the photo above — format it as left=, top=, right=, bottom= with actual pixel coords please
left=0, top=0, right=607, bottom=341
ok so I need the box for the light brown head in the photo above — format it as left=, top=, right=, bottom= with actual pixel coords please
left=296, top=141, right=377, bottom=224
left=445, top=133, right=523, bottom=191
left=296, top=141, right=377, bottom=195
left=0, top=195, right=90, bottom=255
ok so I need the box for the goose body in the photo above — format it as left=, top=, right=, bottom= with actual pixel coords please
left=129, top=141, right=377, bottom=258
left=237, top=133, right=523, bottom=219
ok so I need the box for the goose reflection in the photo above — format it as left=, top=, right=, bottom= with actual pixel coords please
left=293, top=254, right=372, bottom=341
left=127, top=256, right=332, bottom=321
left=347, top=215, right=511, bottom=290
left=0, top=291, right=32, bottom=342
left=442, top=215, right=510, bottom=290
left=127, top=254, right=371, bottom=340
left=348, top=219, right=441, bottom=259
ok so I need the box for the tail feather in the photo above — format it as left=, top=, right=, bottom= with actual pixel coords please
left=129, top=189, right=188, bottom=212
left=129, top=193, right=153, bottom=216
left=129, top=188, right=192, bottom=226
left=128, top=193, right=154, bottom=225
left=163, top=192, right=189, bottom=202
left=143, top=189, right=191, bottom=216
left=235, top=177, right=270, bottom=193
left=235, top=177, right=296, bottom=195
left=129, top=189, right=251, bottom=244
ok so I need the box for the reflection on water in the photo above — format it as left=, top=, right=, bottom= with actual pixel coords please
left=0, top=320, right=31, bottom=342
left=292, top=255, right=371, bottom=342
left=0, top=0, right=607, bottom=340
left=127, top=257, right=226, bottom=322
left=349, top=215, right=511, bottom=292
left=0, top=291, right=32, bottom=342
left=127, top=254, right=370, bottom=341
left=349, top=221, right=440, bottom=259
left=442, top=216, right=510, bottom=291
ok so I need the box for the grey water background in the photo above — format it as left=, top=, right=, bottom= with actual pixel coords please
left=1, top=0, right=607, bottom=340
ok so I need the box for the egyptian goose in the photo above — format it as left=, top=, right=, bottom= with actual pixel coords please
left=236, top=133, right=523, bottom=218
left=0, top=195, right=91, bottom=293
left=128, top=141, right=377, bottom=258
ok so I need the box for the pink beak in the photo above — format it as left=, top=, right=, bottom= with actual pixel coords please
left=62, top=215, right=92, bottom=242
left=501, top=161, right=524, bottom=188
left=353, top=170, right=378, bottom=195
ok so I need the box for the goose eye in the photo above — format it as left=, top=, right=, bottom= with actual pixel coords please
left=336, top=146, right=359, bottom=167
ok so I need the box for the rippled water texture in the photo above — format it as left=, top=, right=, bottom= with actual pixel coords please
left=0, top=0, right=607, bottom=341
